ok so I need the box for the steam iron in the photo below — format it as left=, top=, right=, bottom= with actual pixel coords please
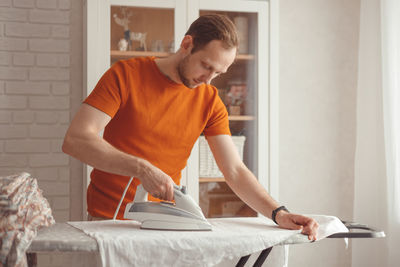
left=123, top=184, right=212, bottom=231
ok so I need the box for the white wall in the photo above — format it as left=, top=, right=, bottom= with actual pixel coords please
left=0, top=0, right=81, bottom=265
left=0, top=0, right=71, bottom=220
left=279, top=0, right=360, bottom=266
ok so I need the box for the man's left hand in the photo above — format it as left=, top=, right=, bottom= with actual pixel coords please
left=275, top=211, right=319, bottom=241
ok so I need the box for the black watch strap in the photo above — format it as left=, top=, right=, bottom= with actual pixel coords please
left=272, top=206, right=289, bottom=225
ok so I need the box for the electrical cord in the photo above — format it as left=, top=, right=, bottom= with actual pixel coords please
left=113, top=176, right=134, bottom=220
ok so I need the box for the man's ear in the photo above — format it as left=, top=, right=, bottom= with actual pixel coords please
left=180, top=35, right=193, bottom=52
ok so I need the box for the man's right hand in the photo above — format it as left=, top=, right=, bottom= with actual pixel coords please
left=138, top=160, right=175, bottom=201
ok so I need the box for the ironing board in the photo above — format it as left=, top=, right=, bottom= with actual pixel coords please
left=26, top=223, right=98, bottom=267
left=26, top=218, right=384, bottom=267
left=236, top=220, right=385, bottom=267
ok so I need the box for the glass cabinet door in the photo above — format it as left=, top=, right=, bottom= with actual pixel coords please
left=189, top=1, right=269, bottom=219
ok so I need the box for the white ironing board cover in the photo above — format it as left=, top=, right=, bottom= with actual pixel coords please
left=68, top=215, right=347, bottom=267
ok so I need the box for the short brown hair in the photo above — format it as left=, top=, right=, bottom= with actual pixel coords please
left=185, top=14, right=239, bottom=53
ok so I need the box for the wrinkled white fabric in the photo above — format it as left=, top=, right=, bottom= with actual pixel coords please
left=68, top=215, right=347, bottom=267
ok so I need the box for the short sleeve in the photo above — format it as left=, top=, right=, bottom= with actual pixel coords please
left=203, top=93, right=231, bottom=136
left=83, top=62, right=126, bottom=118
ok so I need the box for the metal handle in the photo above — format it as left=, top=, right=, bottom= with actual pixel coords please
left=327, top=220, right=385, bottom=238
left=133, top=184, right=148, bottom=202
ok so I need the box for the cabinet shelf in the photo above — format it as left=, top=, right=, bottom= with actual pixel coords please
left=111, top=50, right=171, bottom=59
left=235, top=54, right=255, bottom=60
left=228, top=115, right=255, bottom=121
left=110, top=50, right=255, bottom=61
left=199, top=177, right=226, bottom=183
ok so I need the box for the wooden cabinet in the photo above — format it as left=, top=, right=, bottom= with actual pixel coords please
left=84, top=0, right=279, bottom=218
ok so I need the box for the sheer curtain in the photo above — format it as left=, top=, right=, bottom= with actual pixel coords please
left=353, top=0, right=400, bottom=266
left=381, top=0, right=400, bottom=266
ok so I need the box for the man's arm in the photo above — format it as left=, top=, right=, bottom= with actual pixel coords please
left=62, top=103, right=175, bottom=200
left=206, top=134, right=319, bottom=240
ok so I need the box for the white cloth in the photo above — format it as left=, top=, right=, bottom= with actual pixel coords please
left=68, top=215, right=347, bottom=267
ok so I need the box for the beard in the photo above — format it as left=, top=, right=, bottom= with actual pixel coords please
left=177, top=55, right=197, bottom=88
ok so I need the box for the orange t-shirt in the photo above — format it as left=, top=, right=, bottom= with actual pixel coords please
left=84, top=57, right=231, bottom=219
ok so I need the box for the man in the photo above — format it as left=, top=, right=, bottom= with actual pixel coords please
left=63, top=14, right=318, bottom=240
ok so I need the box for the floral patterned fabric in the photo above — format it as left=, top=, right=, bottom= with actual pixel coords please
left=0, top=172, right=55, bottom=267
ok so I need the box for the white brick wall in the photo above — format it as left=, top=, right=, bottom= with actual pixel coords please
left=0, top=1, right=90, bottom=266
left=0, top=0, right=71, bottom=229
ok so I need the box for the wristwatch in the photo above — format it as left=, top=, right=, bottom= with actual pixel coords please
left=272, top=206, right=289, bottom=225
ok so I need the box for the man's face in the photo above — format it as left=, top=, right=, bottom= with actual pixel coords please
left=177, top=40, right=236, bottom=88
